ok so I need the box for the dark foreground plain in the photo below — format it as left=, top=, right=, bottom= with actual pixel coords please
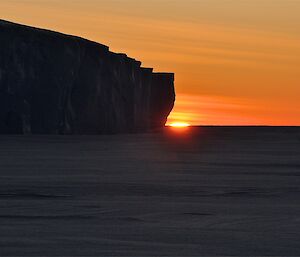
left=0, top=127, right=300, bottom=256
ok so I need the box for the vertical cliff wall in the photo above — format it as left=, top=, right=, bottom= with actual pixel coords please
left=0, top=20, right=175, bottom=134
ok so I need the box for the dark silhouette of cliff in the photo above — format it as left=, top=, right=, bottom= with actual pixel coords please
left=0, top=19, right=175, bottom=134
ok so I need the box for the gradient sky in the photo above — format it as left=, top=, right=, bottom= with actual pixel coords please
left=2, top=0, right=300, bottom=125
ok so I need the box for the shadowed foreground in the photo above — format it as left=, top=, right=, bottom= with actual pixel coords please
left=0, top=127, right=300, bottom=256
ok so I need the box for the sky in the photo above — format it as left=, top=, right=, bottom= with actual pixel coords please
left=1, top=0, right=300, bottom=125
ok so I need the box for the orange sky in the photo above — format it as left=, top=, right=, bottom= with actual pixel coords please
left=1, top=0, right=300, bottom=125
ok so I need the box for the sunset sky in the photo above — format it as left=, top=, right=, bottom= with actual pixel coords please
left=2, top=0, right=300, bottom=125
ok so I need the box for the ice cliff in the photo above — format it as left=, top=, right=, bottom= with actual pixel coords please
left=0, top=20, right=175, bottom=134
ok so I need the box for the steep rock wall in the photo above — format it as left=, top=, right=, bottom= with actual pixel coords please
left=0, top=20, right=175, bottom=134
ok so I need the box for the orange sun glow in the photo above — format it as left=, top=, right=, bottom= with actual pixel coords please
left=168, top=122, right=191, bottom=128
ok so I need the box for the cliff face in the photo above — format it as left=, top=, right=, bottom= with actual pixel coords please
left=0, top=20, right=175, bottom=134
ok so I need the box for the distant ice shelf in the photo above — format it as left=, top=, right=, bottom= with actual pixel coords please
left=0, top=19, right=175, bottom=134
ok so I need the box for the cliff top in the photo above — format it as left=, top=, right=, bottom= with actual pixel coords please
left=0, top=19, right=174, bottom=75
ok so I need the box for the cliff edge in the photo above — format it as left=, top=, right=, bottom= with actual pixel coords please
left=0, top=20, right=175, bottom=134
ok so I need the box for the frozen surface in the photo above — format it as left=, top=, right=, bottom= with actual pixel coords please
left=0, top=127, right=299, bottom=256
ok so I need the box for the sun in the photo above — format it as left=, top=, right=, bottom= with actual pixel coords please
left=168, top=122, right=191, bottom=128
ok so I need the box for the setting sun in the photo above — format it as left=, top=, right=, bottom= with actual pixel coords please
left=168, top=122, right=191, bottom=128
